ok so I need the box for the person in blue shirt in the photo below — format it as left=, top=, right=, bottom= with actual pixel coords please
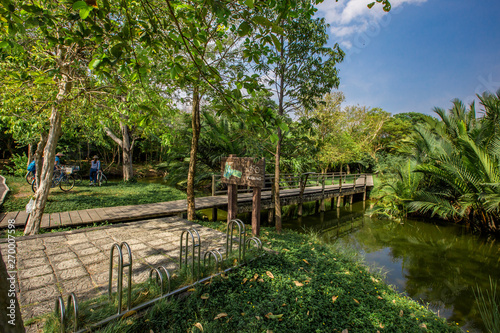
left=89, top=155, right=101, bottom=185
left=54, top=153, right=64, bottom=177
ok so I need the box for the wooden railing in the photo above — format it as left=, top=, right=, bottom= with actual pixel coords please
left=211, top=172, right=369, bottom=196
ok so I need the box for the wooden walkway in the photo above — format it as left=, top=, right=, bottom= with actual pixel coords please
left=0, top=175, right=373, bottom=230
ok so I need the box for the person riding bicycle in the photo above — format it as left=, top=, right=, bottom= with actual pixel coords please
left=54, top=152, right=64, bottom=178
left=89, top=155, right=101, bottom=186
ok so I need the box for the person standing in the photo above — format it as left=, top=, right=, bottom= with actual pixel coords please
left=89, top=155, right=101, bottom=185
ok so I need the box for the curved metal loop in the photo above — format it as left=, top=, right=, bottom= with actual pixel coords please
left=180, top=227, right=201, bottom=281
left=203, top=250, right=221, bottom=271
left=226, top=219, right=246, bottom=262
left=157, top=266, right=172, bottom=295
left=245, top=237, right=263, bottom=254
left=109, top=242, right=133, bottom=315
left=55, top=296, right=65, bottom=333
left=54, top=293, right=79, bottom=332
left=149, top=267, right=164, bottom=295
left=66, top=292, right=79, bottom=331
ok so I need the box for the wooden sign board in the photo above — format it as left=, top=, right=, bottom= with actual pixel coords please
left=221, top=157, right=265, bottom=188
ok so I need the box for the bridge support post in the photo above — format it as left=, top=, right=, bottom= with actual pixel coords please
left=331, top=197, right=335, bottom=210
left=252, top=187, right=261, bottom=236
left=320, top=199, right=325, bottom=212
left=315, top=200, right=319, bottom=213
left=350, top=195, right=353, bottom=205
left=268, top=209, right=274, bottom=224
left=212, top=208, right=218, bottom=222
left=227, top=183, right=238, bottom=223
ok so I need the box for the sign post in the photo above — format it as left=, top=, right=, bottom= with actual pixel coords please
left=221, top=156, right=265, bottom=236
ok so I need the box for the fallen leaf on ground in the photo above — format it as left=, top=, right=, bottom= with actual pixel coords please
left=283, top=248, right=290, bottom=252
left=281, top=303, right=287, bottom=306
left=267, top=330, right=273, bottom=333
left=200, top=293, right=209, bottom=300
left=194, top=323, right=203, bottom=331
left=265, top=313, right=283, bottom=319
left=392, top=299, right=396, bottom=304
left=214, top=313, right=228, bottom=320
left=342, top=329, right=348, bottom=333
left=353, top=298, right=360, bottom=305
left=242, top=278, right=248, bottom=284
left=399, top=310, right=403, bottom=317
left=307, top=310, right=310, bottom=316
left=258, top=278, right=264, bottom=282
left=121, top=310, right=136, bottom=319
left=332, top=296, right=338, bottom=303
left=266, top=271, right=275, bottom=279
left=294, top=281, right=304, bottom=287
left=377, top=296, right=383, bottom=300
left=379, top=323, right=384, bottom=328
left=188, top=288, right=196, bottom=292
left=311, top=248, right=315, bottom=251
left=241, top=313, right=245, bottom=316
left=256, top=316, right=261, bottom=320
left=420, top=323, right=427, bottom=329
left=303, top=259, right=310, bottom=265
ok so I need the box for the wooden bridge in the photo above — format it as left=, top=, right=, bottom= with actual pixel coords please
left=0, top=172, right=373, bottom=230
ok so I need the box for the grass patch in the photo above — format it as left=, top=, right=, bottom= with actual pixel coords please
left=39, top=225, right=459, bottom=332
left=0, top=176, right=186, bottom=214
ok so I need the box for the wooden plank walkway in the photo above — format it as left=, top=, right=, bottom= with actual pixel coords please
left=0, top=175, right=373, bottom=230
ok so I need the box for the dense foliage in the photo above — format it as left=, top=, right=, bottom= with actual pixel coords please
left=372, top=91, right=500, bottom=234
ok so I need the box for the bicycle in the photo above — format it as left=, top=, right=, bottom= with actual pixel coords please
left=96, top=170, right=107, bottom=186
left=31, top=167, right=75, bottom=193
left=25, top=170, right=35, bottom=185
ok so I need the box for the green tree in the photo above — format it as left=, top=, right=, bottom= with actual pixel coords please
left=252, top=3, right=345, bottom=232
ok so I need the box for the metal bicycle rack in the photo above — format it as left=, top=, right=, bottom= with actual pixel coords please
left=179, top=227, right=201, bottom=281
left=109, top=242, right=133, bottom=315
left=149, top=266, right=172, bottom=296
left=203, top=248, right=223, bottom=271
left=55, top=292, right=79, bottom=332
left=226, top=219, right=246, bottom=262
left=54, top=225, right=267, bottom=332
left=245, top=237, right=263, bottom=253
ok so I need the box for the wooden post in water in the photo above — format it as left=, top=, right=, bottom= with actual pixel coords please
left=211, top=174, right=217, bottom=221
left=252, top=187, right=261, bottom=236
left=320, top=174, right=325, bottom=212
left=363, top=174, right=367, bottom=201
left=227, top=183, right=237, bottom=223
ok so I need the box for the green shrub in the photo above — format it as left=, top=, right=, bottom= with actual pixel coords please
left=4, top=153, right=28, bottom=177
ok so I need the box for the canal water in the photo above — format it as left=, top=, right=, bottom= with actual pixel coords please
left=282, top=201, right=500, bottom=333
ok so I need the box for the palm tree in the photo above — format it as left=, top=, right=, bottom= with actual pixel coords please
left=406, top=91, right=500, bottom=233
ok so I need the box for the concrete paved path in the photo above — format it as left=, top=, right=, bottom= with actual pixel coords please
left=0, top=216, right=229, bottom=329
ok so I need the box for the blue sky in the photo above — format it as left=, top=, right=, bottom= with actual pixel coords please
left=316, top=0, right=500, bottom=115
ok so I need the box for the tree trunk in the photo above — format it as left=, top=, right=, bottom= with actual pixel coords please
left=121, top=122, right=134, bottom=181
left=187, top=86, right=201, bottom=221
left=24, top=45, right=71, bottom=236
left=24, top=107, right=62, bottom=235
left=273, top=34, right=286, bottom=233
left=27, top=143, right=34, bottom=165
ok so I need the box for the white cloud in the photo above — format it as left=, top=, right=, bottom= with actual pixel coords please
left=317, top=0, right=428, bottom=43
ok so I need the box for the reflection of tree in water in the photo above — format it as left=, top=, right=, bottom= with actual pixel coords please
left=342, top=217, right=500, bottom=330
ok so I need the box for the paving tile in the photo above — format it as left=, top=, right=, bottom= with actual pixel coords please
left=53, top=259, right=81, bottom=271
left=19, top=274, right=56, bottom=291
left=17, top=256, right=49, bottom=269
left=50, top=252, right=77, bottom=263
left=55, top=267, right=88, bottom=281
left=20, top=285, right=59, bottom=304
left=18, top=265, right=54, bottom=279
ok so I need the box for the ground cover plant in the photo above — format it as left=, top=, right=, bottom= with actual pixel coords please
left=0, top=176, right=187, bottom=214
left=40, top=225, right=459, bottom=332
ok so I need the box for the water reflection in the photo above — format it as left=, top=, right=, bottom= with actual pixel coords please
left=284, top=201, right=500, bottom=333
